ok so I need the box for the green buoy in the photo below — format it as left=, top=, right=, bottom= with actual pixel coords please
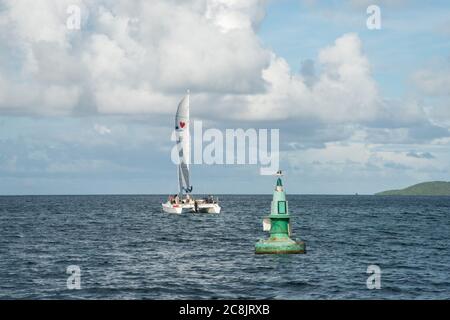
left=255, top=171, right=306, bottom=254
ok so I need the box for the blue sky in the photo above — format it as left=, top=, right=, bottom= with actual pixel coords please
left=0, top=0, right=449, bottom=195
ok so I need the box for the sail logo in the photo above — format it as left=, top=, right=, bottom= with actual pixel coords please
left=171, top=120, right=279, bottom=175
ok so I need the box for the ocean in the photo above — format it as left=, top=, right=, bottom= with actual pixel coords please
left=0, top=195, right=448, bottom=299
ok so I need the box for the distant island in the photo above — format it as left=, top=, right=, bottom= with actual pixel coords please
left=376, top=181, right=450, bottom=196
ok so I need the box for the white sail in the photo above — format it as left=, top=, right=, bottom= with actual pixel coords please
left=175, top=92, right=192, bottom=195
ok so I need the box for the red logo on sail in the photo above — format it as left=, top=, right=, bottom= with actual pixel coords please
left=179, top=121, right=186, bottom=128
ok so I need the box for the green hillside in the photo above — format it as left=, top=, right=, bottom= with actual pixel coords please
left=376, top=181, right=450, bottom=196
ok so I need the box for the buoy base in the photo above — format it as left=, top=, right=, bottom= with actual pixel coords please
left=255, top=238, right=306, bottom=254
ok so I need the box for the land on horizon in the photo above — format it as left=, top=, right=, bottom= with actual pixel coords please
left=376, top=181, right=450, bottom=196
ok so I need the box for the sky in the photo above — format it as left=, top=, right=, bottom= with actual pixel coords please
left=0, top=0, right=449, bottom=195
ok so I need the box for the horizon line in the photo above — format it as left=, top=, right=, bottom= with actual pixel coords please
left=0, top=193, right=374, bottom=197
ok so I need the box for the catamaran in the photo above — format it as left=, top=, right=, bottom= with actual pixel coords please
left=162, top=91, right=221, bottom=214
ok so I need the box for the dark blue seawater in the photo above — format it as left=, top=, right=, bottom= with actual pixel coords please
left=0, top=195, right=449, bottom=299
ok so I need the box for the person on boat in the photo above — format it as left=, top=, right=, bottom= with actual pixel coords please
left=194, top=200, right=198, bottom=212
left=185, top=194, right=191, bottom=204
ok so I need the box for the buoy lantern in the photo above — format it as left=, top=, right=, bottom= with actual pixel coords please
left=255, top=172, right=306, bottom=254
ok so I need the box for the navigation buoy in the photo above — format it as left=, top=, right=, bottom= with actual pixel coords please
left=255, top=171, right=306, bottom=254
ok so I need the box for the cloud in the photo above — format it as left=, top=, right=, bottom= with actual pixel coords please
left=413, top=66, right=450, bottom=96
left=383, top=161, right=411, bottom=170
left=0, top=0, right=272, bottom=116
left=196, top=33, right=383, bottom=124
left=406, top=151, right=435, bottom=159
left=283, top=139, right=450, bottom=193
left=0, top=0, right=446, bottom=149
left=94, top=123, right=112, bottom=135
left=0, top=1, right=419, bottom=128
left=0, top=2, right=448, bottom=164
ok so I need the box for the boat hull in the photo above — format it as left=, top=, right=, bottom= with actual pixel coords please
left=162, top=202, right=193, bottom=214
left=162, top=201, right=221, bottom=214
left=196, top=203, right=221, bottom=214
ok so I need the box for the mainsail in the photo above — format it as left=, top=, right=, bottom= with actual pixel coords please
left=175, top=92, right=192, bottom=195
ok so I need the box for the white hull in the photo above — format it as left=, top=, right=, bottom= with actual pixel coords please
left=162, top=202, right=193, bottom=214
left=162, top=201, right=221, bottom=214
left=196, top=203, right=221, bottom=214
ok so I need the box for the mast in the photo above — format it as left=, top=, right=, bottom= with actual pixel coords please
left=177, top=164, right=183, bottom=198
